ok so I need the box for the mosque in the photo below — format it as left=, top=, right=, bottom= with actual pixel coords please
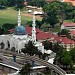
left=0, top=9, right=44, bottom=53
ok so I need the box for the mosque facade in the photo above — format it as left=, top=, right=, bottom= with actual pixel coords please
left=0, top=10, right=44, bottom=53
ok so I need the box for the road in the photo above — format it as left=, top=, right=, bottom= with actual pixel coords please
left=0, top=49, right=67, bottom=75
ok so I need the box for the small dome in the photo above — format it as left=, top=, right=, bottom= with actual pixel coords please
left=14, top=26, right=26, bottom=35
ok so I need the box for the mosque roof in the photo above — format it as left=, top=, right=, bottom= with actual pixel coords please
left=9, top=26, right=53, bottom=40
left=14, top=26, right=26, bottom=35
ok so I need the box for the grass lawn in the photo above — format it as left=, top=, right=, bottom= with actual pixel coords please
left=0, top=7, right=60, bottom=32
left=0, top=8, right=40, bottom=26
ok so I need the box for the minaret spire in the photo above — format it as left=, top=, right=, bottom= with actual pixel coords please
left=32, top=13, right=36, bottom=43
left=18, top=9, right=21, bottom=26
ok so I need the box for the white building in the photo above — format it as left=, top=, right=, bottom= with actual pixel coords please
left=61, top=22, right=75, bottom=31
left=0, top=9, right=44, bottom=53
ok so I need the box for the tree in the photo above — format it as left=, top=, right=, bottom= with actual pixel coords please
left=7, top=0, right=17, bottom=6
left=0, top=0, right=8, bottom=8
left=16, top=0, right=25, bottom=9
left=60, top=51, right=72, bottom=65
left=59, top=51, right=73, bottom=71
left=21, top=41, right=40, bottom=56
left=58, top=29, right=70, bottom=38
left=53, top=42, right=63, bottom=55
left=0, top=27, right=4, bottom=35
left=28, top=0, right=46, bottom=7
left=70, top=47, right=75, bottom=62
left=43, top=40, right=52, bottom=50
left=42, top=1, right=75, bottom=27
left=2, top=23, right=15, bottom=34
left=43, top=1, right=65, bottom=27
left=19, top=63, right=32, bottom=75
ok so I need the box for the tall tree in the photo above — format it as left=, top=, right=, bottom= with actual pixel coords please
left=21, top=41, right=40, bottom=56
left=2, top=23, right=15, bottom=34
left=42, top=1, right=74, bottom=27
left=58, top=29, right=70, bottom=38
left=0, top=0, right=8, bottom=7
left=28, top=0, right=46, bottom=7
left=43, top=40, right=52, bottom=50
left=70, top=47, right=75, bottom=63
left=60, top=51, right=72, bottom=65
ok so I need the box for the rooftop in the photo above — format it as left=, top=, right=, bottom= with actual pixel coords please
left=63, top=22, right=75, bottom=27
left=64, top=0, right=75, bottom=6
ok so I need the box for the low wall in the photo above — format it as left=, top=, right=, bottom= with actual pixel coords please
left=0, top=63, right=19, bottom=75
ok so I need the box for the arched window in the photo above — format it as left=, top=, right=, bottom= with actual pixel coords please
left=0, top=42, right=5, bottom=49
left=7, top=41, right=10, bottom=48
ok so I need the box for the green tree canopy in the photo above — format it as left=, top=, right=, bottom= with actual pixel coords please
left=70, top=47, right=75, bottom=62
left=2, top=23, right=15, bottom=34
left=43, top=1, right=65, bottom=27
left=28, top=0, right=46, bottom=7
left=60, top=51, right=73, bottom=66
left=58, top=29, right=70, bottom=38
left=43, top=40, right=52, bottom=50
left=19, top=63, right=32, bottom=75
left=21, top=41, right=42, bottom=56
left=0, top=0, right=8, bottom=8
left=43, top=1, right=74, bottom=27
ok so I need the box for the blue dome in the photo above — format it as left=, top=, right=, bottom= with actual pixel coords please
left=14, top=26, right=26, bottom=35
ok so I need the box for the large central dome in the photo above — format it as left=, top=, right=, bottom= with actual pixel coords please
left=14, top=26, right=26, bottom=35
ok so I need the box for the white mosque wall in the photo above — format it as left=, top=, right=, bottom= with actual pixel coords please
left=0, top=35, right=12, bottom=49
left=35, top=42, right=45, bottom=53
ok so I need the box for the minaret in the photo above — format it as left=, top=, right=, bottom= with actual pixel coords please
left=18, top=9, right=21, bottom=26
left=32, top=13, right=36, bottom=43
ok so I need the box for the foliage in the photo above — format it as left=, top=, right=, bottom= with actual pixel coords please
left=14, top=0, right=25, bottom=9
left=19, top=63, right=32, bottom=75
left=43, top=1, right=65, bottom=27
left=70, top=47, right=75, bottom=62
left=0, top=27, right=4, bottom=35
left=60, top=51, right=73, bottom=66
left=0, top=0, right=25, bottom=9
left=26, top=20, right=43, bottom=28
left=43, top=1, right=75, bottom=27
left=52, top=42, right=63, bottom=55
left=43, top=40, right=52, bottom=50
left=58, top=29, right=70, bottom=38
left=21, top=41, right=42, bottom=56
left=2, top=23, right=15, bottom=34
left=0, top=0, right=8, bottom=7
left=28, top=0, right=47, bottom=7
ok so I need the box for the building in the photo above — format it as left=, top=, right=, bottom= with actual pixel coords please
left=0, top=9, right=45, bottom=53
left=62, top=0, right=75, bottom=6
left=53, top=36, right=75, bottom=51
left=61, top=22, right=75, bottom=31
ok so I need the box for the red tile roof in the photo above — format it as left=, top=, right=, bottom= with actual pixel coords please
left=62, top=37, right=74, bottom=44
left=64, top=0, right=75, bottom=6
left=63, top=22, right=75, bottom=27
left=70, top=30, right=75, bottom=35
left=9, top=26, right=53, bottom=40
left=54, top=36, right=75, bottom=44
left=36, top=32, right=53, bottom=40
